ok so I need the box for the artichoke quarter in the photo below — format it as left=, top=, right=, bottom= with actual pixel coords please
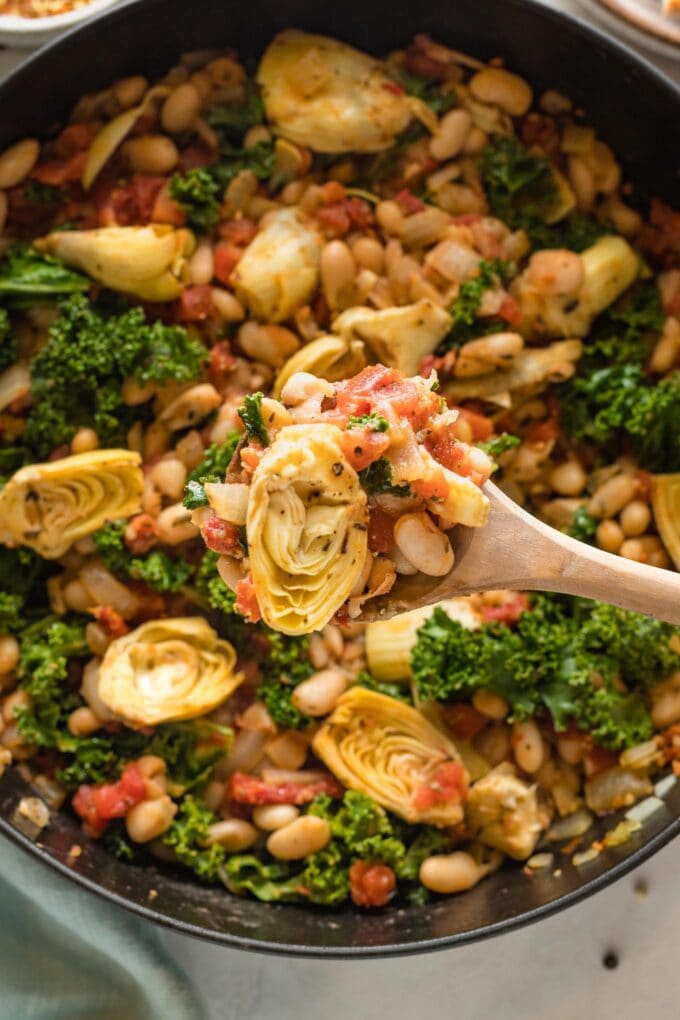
left=0, top=449, right=143, bottom=559
left=95, top=617, right=242, bottom=727
left=313, top=687, right=469, bottom=826
left=36, top=225, right=195, bottom=302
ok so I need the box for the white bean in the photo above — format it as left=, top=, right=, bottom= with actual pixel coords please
left=70, top=427, right=99, bottom=455
left=67, top=706, right=103, bottom=737
left=472, top=688, right=509, bottom=720
left=429, top=109, right=472, bottom=162
left=512, top=720, right=545, bottom=774
left=265, top=731, right=308, bottom=770
left=252, top=804, right=300, bottom=831
left=596, top=519, right=624, bottom=553
left=124, top=135, right=179, bottom=175
left=161, top=82, right=203, bottom=134
left=393, top=513, right=454, bottom=577
left=156, top=503, right=199, bottom=545
left=211, top=288, right=245, bottom=322
left=320, top=240, right=356, bottom=311
left=469, top=67, right=533, bottom=116
left=0, top=139, right=39, bottom=189
left=125, top=796, right=177, bottom=843
left=266, top=816, right=331, bottom=860
left=587, top=474, right=636, bottom=519
left=238, top=322, right=299, bottom=367
left=619, top=500, right=651, bottom=537
left=204, top=818, right=258, bottom=851
left=549, top=459, right=586, bottom=497
left=0, top=635, right=19, bottom=675
left=351, top=236, right=384, bottom=274
left=188, top=243, right=215, bottom=285
left=419, top=852, right=481, bottom=894
left=291, top=668, right=347, bottom=717
left=149, top=457, right=187, bottom=501
left=112, top=75, right=148, bottom=109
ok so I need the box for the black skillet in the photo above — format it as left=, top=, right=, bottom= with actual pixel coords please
left=0, top=0, right=679, bottom=957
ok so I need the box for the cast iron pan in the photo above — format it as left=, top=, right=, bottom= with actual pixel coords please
left=0, top=0, right=679, bottom=957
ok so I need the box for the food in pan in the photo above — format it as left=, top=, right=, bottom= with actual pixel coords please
left=0, top=30, right=679, bottom=909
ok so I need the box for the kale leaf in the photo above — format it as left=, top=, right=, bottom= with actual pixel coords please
left=237, top=392, right=269, bottom=445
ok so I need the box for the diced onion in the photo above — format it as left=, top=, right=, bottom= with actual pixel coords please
left=204, top=482, right=249, bottom=525
left=79, top=561, right=140, bottom=619
left=625, top=796, right=666, bottom=825
left=572, top=847, right=600, bottom=867
left=654, top=774, right=678, bottom=799
left=526, top=852, right=554, bottom=870
left=547, top=807, right=594, bottom=842
left=0, top=361, right=30, bottom=411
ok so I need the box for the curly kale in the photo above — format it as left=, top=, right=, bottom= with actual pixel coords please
left=238, top=392, right=269, bottom=445
left=257, top=631, right=314, bottom=729
left=438, top=258, right=514, bottom=353
left=24, top=295, right=206, bottom=457
left=182, top=430, right=241, bottom=509
left=478, top=432, right=520, bottom=464
left=0, top=307, right=16, bottom=372
left=93, top=521, right=192, bottom=593
left=193, top=550, right=238, bottom=615
left=169, top=168, right=222, bottom=232
left=347, top=412, right=390, bottom=432
left=392, top=69, right=456, bottom=116
left=480, top=135, right=557, bottom=245
left=412, top=596, right=678, bottom=749
left=0, top=245, right=89, bottom=300
left=358, top=457, right=410, bottom=496
left=565, top=506, right=598, bottom=544
left=162, top=796, right=227, bottom=882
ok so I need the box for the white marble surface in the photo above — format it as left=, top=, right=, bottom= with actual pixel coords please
left=1, top=7, right=678, bottom=1015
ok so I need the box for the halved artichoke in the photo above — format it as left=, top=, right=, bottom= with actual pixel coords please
left=333, top=300, right=452, bottom=376
left=0, top=449, right=143, bottom=558
left=443, top=339, right=583, bottom=402
left=272, top=334, right=367, bottom=398
left=247, top=423, right=368, bottom=634
left=257, top=30, right=428, bottom=153
left=313, top=687, right=469, bottom=826
left=513, top=236, right=639, bottom=338
left=96, top=617, right=241, bottom=727
left=651, top=474, right=680, bottom=570
left=36, top=225, right=194, bottom=302
left=465, top=767, right=542, bottom=860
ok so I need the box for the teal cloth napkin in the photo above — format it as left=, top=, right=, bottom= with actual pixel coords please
left=0, top=837, right=207, bottom=1020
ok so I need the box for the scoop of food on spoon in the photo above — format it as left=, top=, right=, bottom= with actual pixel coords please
left=358, top=479, right=680, bottom=627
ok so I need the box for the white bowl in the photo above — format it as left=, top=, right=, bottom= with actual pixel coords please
left=0, top=0, right=121, bottom=47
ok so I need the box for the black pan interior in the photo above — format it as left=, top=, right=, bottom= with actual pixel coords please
left=0, top=0, right=679, bottom=956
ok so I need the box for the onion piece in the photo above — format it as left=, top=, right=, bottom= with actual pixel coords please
left=0, top=361, right=30, bottom=411
left=526, top=852, right=554, bottom=870
left=79, top=561, right=141, bottom=619
left=572, top=847, right=600, bottom=867
left=654, top=773, right=677, bottom=798
left=204, top=482, right=249, bottom=525
left=625, top=796, right=666, bottom=825
left=547, top=807, right=594, bottom=842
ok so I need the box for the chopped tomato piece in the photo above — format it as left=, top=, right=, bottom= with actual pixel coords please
left=349, top=860, right=397, bottom=908
left=339, top=428, right=390, bottom=471
left=412, top=762, right=468, bottom=811
left=404, top=34, right=450, bottom=81
left=319, top=180, right=346, bottom=203
left=213, top=242, right=241, bottom=285
left=443, top=703, right=488, bottom=741
left=124, top=512, right=159, bottom=554
left=526, top=417, right=559, bottom=443
left=426, top=431, right=487, bottom=486
left=451, top=406, right=494, bottom=442
left=91, top=605, right=129, bottom=639
left=583, top=746, right=619, bottom=778
left=208, top=339, right=235, bottom=386
left=219, top=217, right=257, bottom=246
left=178, top=145, right=214, bottom=171
left=412, top=469, right=449, bottom=502
left=382, top=80, right=405, bottom=96
left=31, top=150, right=87, bottom=186
left=395, top=188, right=425, bottom=215
left=72, top=762, right=146, bottom=836
left=480, top=595, right=529, bottom=624
left=316, top=196, right=373, bottom=236
left=228, top=771, right=343, bottom=805
left=151, top=183, right=186, bottom=226
left=235, top=573, right=261, bottom=623
left=240, top=444, right=264, bottom=479
left=336, top=365, right=440, bottom=428
left=498, top=293, right=523, bottom=326
left=452, top=213, right=482, bottom=226
left=368, top=506, right=395, bottom=553
left=202, top=512, right=242, bottom=555
left=177, top=285, right=213, bottom=322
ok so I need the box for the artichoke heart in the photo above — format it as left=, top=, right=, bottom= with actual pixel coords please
left=247, top=424, right=368, bottom=635
left=257, top=30, right=422, bottom=153
left=233, top=208, right=323, bottom=322
left=466, top=767, right=542, bottom=860
left=273, top=334, right=366, bottom=398
left=36, top=225, right=195, bottom=302
left=0, top=449, right=143, bottom=559
left=651, top=474, right=680, bottom=570
left=333, top=300, right=452, bottom=376
left=313, top=687, right=469, bottom=826
left=96, top=617, right=242, bottom=727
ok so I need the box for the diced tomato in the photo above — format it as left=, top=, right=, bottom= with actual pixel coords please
left=208, top=339, right=235, bottom=386
left=319, top=180, right=346, bottom=204
left=31, top=150, right=88, bottom=187
left=56, top=121, right=99, bottom=156
left=526, top=417, right=559, bottom=444
left=426, top=431, right=487, bottom=486
left=91, top=605, right=129, bottom=639
left=443, top=703, right=488, bottom=741
left=661, top=724, right=680, bottom=763
left=178, top=145, right=214, bottom=171
left=235, top=573, right=261, bottom=623
left=480, top=595, right=529, bottom=624
left=213, top=242, right=241, bottom=285
left=368, top=506, right=395, bottom=553
left=404, top=34, right=450, bottom=81
left=412, top=762, right=468, bottom=811
left=72, top=761, right=146, bottom=836
left=151, top=183, right=186, bottom=225
left=498, top=293, right=523, bottom=326
left=451, top=406, right=494, bottom=442
left=124, top=512, right=159, bottom=554
left=202, top=512, right=242, bottom=555
left=335, top=365, right=439, bottom=428
left=395, top=188, right=425, bottom=215
left=639, top=198, right=680, bottom=268
left=383, top=80, right=405, bottom=96
left=228, top=771, right=343, bottom=805
left=520, top=113, right=561, bottom=159
left=340, top=428, right=390, bottom=471
left=316, top=196, right=373, bottom=236
left=219, top=217, right=257, bottom=246
left=177, top=285, right=214, bottom=322
left=452, top=213, right=482, bottom=226
left=349, top=860, right=397, bottom=908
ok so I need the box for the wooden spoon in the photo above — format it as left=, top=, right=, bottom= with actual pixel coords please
left=360, top=480, right=680, bottom=625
